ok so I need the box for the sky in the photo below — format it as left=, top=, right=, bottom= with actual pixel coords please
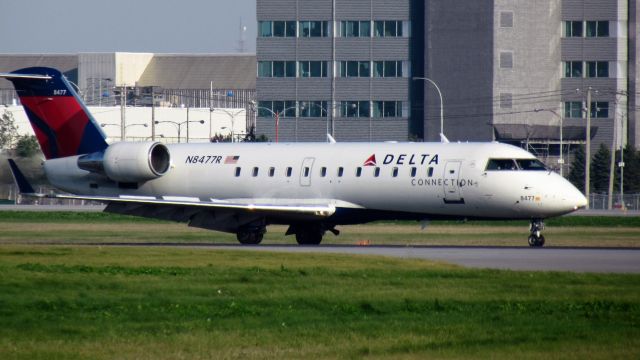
left=0, top=0, right=257, bottom=53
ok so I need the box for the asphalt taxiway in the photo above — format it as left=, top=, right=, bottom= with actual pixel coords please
left=90, top=243, right=640, bottom=273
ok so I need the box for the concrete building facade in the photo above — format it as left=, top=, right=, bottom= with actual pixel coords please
left=256, top=0, right=419, bottom=142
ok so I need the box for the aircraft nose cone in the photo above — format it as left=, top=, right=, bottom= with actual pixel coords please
left=565, top=183, right=588, bottom=211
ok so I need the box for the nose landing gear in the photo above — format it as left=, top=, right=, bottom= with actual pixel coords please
left=528, top=219, right=545, bottom=247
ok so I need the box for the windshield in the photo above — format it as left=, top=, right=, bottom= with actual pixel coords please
left=516, top=159, right=547, bottom=171
left=485, top=158, right=547, bottom=171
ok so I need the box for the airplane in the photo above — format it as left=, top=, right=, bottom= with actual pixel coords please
left=2, top=67, right=588, bottom=247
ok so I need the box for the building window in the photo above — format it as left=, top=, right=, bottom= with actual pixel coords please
left=500, top=52, right=513, bottom=68
left=339, top=61, right=370, bottom=77
left=564, top=61, right=583, bottom=78
left=499, top=93, right=512, bottom=109
left=373, top=61, right=403, bottom=77
left=299, top=21, right=329, bottom=37
left=299, top=61, right=328, bottom=77
left=372, top=101, right=402, bottom=118
left=586, top=21, right=609, bottom=37
left=374, top=20, right=403, bottom=37
left=259, top=21, right=296, bottom=37
left=500, top=12, right=513, bottom=28
left=257, top=61, right=295, bottom=78
left=257, top=100, right=296, bottom=117
left=591, top=102, right=609, bottom=118
left=564, top=101, right=582, bottom=119
left=340, top=21, right=371, bottom=37
left=564, top=21, right=583, bottom=37
left=341, top=101, right=370, bottom=117
left=586, top=61, right=608, bottom=78
left=299, top=101, right=328, bottom=117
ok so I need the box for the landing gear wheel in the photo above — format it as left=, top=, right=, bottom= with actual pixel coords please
left=528, top=219, right=546, bottom=247
left=295, top=225, right=324, bottom=245
left=236, top=231, right=264, bottom=245
left=528, top=234, right=545, bottom=247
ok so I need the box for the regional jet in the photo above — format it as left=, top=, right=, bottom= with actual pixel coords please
left=2, top=67, right=587, bottom=247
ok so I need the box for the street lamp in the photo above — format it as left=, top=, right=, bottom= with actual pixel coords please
left=250, top=102, right=298, bottom=142
left=413, top=77, right=444, bottom=138
left=212, top=108, right=244, bottom=142
left=534, top=108, right=564, bottom=176
left=154, top=120, right=205, bottom=143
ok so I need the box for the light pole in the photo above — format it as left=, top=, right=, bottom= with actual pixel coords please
left=213, top=108, right=244, bottom=142
left=413, top=77, right=444, bottom=137
left=250, top=103, right=298, bottom=142
left=534, top=108, right=564, bottom=176
left=154, top=120, right=205, bottom=143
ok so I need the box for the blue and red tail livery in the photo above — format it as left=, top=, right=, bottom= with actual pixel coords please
left=0, top=67, right=108, bottom=159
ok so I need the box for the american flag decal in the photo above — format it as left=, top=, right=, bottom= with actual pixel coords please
left=224, top=155, right=240, bottom=164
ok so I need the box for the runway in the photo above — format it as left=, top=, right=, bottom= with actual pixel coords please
left=84, top=243, right=640, bottom=274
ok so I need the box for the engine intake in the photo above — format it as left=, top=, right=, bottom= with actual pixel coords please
left=78, top=142, right=171, bottom=183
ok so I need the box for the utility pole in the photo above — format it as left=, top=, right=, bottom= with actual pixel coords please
left=151, top=88, right=156, bottom=141
left=186, top=107, right=190, bottom=143
left=209, top=81, right=213, bottom=141
left=607, top=109, right=616, bottom=210
left=585, top=87, right=592, bottom=209
left=120, top=86, right=127, bottom=142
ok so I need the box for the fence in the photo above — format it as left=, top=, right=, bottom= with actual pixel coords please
left=588, top=193, right=640, bottom=211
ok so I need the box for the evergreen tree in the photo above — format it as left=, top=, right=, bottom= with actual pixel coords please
left=622, top=145, right=640, bottom=193
left=567, top=145, right=585, bottom=192
left=0, top=110, right=18, bottom=149
left=590, top=143, right=611, bottom=194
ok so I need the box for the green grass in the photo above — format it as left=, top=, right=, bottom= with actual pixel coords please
left=0, top=245, right=638, bottom=359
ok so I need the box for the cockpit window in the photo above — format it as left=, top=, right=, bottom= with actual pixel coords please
left=485, top=159, right=518, bottom=171
left=516, top=159, right=547, bottom=171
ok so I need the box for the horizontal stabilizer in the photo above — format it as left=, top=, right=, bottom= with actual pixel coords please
left=7, top=159, right=36, bottom=194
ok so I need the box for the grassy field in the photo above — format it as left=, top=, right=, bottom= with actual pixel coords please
left=0, top=245, right=638, bottom=359
left=1, top=211, right=639, bottom=247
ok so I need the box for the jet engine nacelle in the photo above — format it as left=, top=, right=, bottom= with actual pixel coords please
left=78, top=142, right=171, bottom=183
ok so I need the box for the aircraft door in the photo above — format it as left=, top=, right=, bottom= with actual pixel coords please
left=300, top=157, right=315, bottom=186
left=443, top=161, right=464, bottom=204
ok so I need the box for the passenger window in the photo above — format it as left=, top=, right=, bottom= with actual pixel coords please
left=235, top=167, right=241, bottom=177
left=338, top=167, right=344, bottom=177
left=516, top=159, right=547, bottom=171
left=486, top=159, right=518, bottom=171
left=356, top=167, right=362, bottom=177
left=320, top=167, right=327, bottom=177
left=374, top=167, right=380, bottom=177
left=269, top=167, right=275, bottom=177
left=252, top=167, right=259, bottom=177
left=427, top=167, right=434, bottom=177
left=286, top=167, right=293, bottom=177
left=303, top=167, right=310, bottom=177
left=410, top=167, right=417, bottom=177
left=392, top=167, right=398, bottom=177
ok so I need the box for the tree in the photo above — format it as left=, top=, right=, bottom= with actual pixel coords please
left=567, top=145, right=585, bottom=192
left=590, top=143, right=611, bottom=193
left=622, top=145, right=640, bottom=193
left=0, top=110, right=18, bottom=149
left=15, top=135, right=40, bottom=157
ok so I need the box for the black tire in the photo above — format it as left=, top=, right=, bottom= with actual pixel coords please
left=236, top=231, right=263, bottom=245
left=537, top=235, right=545, bottom=247
left=295, top=227, right=323, bottom=245
left=528, top=234, right=545, bottom=247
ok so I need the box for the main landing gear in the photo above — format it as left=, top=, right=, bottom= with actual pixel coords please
left=528, top=219, right=545, bottom=247
left=236, top=225, right=266, bottom=245
left=287, top=223, right=339, bottom=245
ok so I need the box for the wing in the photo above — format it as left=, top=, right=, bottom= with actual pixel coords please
left=8, top=159, right=350, bottom=233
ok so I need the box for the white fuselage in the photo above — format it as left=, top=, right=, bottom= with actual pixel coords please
left=44, top=141, right=587, bottom=222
